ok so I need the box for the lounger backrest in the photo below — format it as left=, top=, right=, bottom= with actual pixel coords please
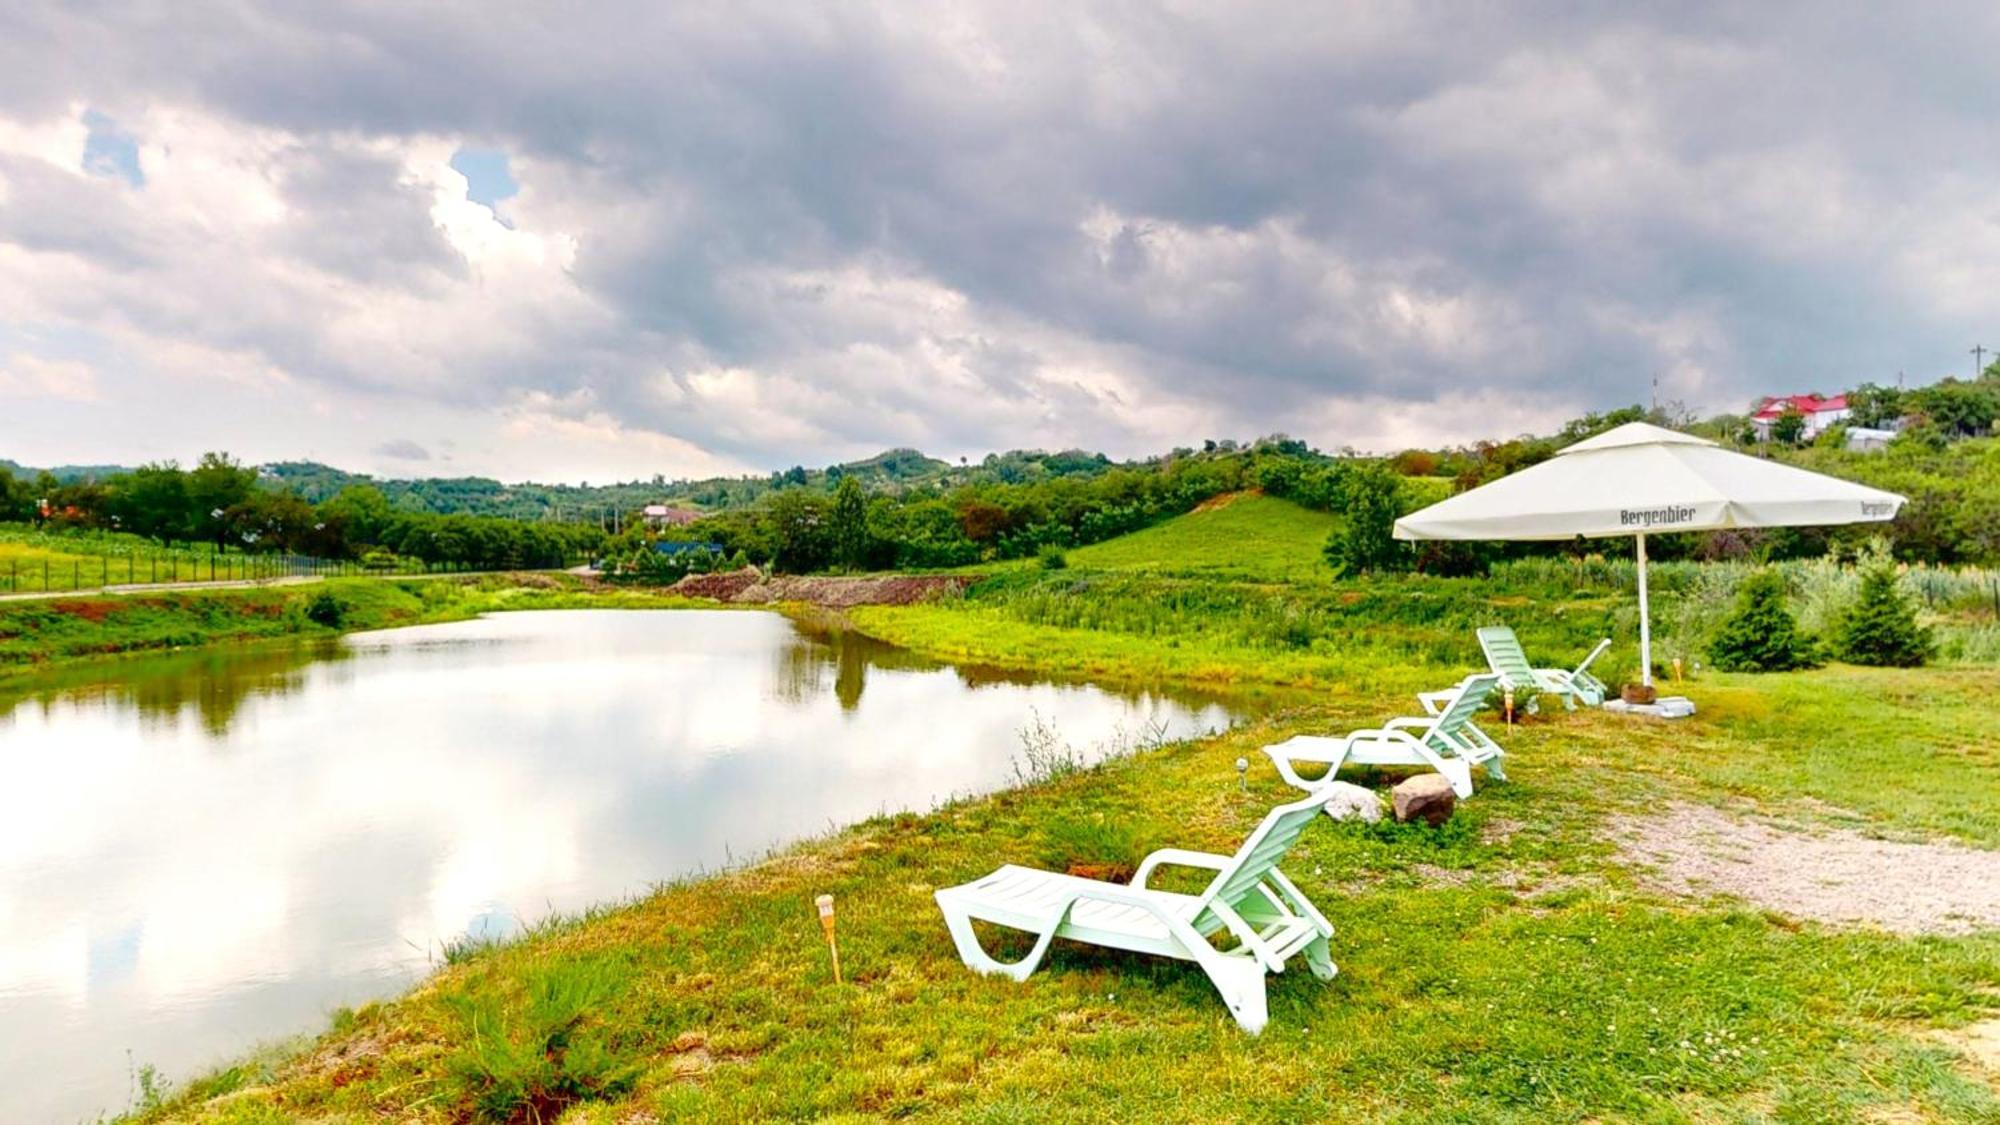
left=1476, top=626, right=1535, bottom=690
left=1195, top=793, right=1326, bottom=921
left=1427, top=673, right=1498, bottom=743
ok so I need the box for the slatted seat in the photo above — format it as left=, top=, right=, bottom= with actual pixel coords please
left=1263, top=673, right=1504, bottom=799
left=935, top=793, right=1336, bottom=1034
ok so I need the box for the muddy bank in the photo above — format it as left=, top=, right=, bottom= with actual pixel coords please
left=669, top=568, right=973, bottom=607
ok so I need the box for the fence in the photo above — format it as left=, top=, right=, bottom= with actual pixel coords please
left=0, top=551, right=475, bottom=595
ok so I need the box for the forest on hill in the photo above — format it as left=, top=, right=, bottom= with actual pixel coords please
left=4, top=367, right=1998, bottom=576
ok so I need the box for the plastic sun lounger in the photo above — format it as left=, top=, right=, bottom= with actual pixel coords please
left=1261, top=673, right=1504, bottom=799
left=1476, top=626, right=1611, bottom=710
left=934, top=792, right=1336, bottom=1034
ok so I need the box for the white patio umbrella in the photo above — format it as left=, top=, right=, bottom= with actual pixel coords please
left=1392, top=422, right=1906, bottom=687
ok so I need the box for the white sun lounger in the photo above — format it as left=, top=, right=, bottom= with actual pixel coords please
left=1477, top=626, right=1611, bottom=710
left=1262, top=673, right=1503, bottom=799
left=934, top=793, right=1335, bottom=1034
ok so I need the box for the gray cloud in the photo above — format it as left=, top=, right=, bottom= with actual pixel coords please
left=373, top=438, right=431, bottom=462
left=3, top=3, right=1999, bottom=480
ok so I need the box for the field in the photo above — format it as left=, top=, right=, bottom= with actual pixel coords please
left=0, top=524, right=316, bottom=593
left=58, top=500, right=2000, bottom=1122
left=1063, top=491, right=1342, bottom=581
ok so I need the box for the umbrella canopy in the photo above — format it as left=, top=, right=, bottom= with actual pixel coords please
left=1393, top=422, right=1906, bottom=686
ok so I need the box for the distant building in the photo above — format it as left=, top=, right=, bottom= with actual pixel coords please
left=641, top=504, right=702, bottom=528
left=652, top=540, right=726, bottom=557
left=1844, top=426, right=1897, bottom=452
left=1751, top=393, right=1849, bottom=441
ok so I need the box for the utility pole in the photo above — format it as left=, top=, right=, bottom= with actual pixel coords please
left=1650, top=374, right=1659, bottom=414
left=1974, top=345, right=1988, bottom=377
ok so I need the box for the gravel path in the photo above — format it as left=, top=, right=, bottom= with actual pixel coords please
left=1609, top=802, right=2000, bottom=935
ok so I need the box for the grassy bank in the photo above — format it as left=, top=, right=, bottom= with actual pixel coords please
left=72, top=498, right=2000, bottom=1121
left=0, top=574, right=697, bottom=675
left=131, top=663, right=2000, bottom=1123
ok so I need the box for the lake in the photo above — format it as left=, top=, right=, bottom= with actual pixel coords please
left=0, top=609, right=1241, bottom=1123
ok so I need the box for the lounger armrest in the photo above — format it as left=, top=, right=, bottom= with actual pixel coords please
left=1263, top=867, right=1333, bottom=936
left=1382, top=716, right=1434, bottom=734
left=1132, top=847, right=1231, bottom=889
left=1416, top=689, right=1458, bottom=716
left=1571, top=638, right=1612, bottom=677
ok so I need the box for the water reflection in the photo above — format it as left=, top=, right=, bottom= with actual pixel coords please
left=0, top=638, right=346, bottom=740
left=0, top=610, right=1241, bottom=1123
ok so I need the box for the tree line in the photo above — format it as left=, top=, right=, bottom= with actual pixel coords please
left=0, top=455, right=604, bottom=570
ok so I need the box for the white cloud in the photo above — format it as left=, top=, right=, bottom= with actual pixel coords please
left=0, top=353, right=101, bottom=402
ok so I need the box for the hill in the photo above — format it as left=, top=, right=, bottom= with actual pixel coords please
left=1065, top=492, right=1340, bottom=581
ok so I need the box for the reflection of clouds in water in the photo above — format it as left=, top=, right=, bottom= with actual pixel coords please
left=0, top=610, right=1242, bottom=1123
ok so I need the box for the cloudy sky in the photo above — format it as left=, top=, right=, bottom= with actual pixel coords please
left=2, top=4, right=1997, bottom=483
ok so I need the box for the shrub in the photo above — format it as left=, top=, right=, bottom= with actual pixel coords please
left=304, top=591, right=346, bottom=627
left=1038, top=815, right=1143, bottom=882
left=1037, top=544, right=1068, bottom=570
left=1708, top=569, right=1819, bottom=671
left=443, top=959, right=639, bottom=1123
left=1836, top=563, right=1933, bottom=667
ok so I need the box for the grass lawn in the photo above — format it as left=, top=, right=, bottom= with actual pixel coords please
left=82, top=502, right=2000, bottom=1122
left=1064, top=492, right=1342, bottom=581
left=129, top=660, right=2000, bottom=1123
left=0, top=524, right=252, bottom=592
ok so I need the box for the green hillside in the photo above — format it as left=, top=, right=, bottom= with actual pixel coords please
left=1066, top=492, right=1339, bottom=581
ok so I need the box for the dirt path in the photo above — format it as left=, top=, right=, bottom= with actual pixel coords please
left=1609, top=802, right=2000, bottom=935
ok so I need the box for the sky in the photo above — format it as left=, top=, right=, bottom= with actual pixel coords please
left=3, top=4, right=1998, bottom=484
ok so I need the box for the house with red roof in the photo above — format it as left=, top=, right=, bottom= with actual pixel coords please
left=1750, top=393, right=1850, bottom=442
left=641, top=504, right=702, bottom=528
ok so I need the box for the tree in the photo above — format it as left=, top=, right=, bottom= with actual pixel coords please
left=1770, top=404, right=1807, bottom=445
left=1322, top=461, right=1408, bottom=576
left=112, top=462, right=192, bottom=543
left=1845, top=382, right=1905, bottom=429
left=0, top=467, right=33, bottom=521
left=1908, top=379, right=1999, bottom=438
left=1708, top=570, right=1819, bottom=672
left=830, top=475, right=869, bottom=571
left=1836, top=562, right=1933, bottom=667
left=186, top=452, right=260, bottom=549
left=765, top=488, right=832, bottom=573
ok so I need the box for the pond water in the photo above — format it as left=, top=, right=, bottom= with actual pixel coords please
left=0, top=609, right=1241, bottom=1123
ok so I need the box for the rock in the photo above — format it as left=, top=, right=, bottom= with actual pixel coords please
left=1319, top=781, right=1384, bottom=824
left=1391, top=774, right=1457, bottom=825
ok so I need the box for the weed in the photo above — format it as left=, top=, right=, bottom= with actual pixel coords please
left=443, top=958, right=640, bottom=1123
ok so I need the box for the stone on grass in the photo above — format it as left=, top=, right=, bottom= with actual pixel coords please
left=1391, top=774, right=1457, bottom=826
left=1319, top=781, right=1384, bottom=824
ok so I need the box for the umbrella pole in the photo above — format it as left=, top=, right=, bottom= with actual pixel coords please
left=1636, top=532, right=1652, bottom=688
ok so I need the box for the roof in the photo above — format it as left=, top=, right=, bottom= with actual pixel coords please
left=641, top=504, right=702, bottom=524
left=1753, top=393, right=1848, bottom=420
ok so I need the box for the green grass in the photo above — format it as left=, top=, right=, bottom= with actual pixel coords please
left=130, top=669, right=2000, bottom=1123
left=1065, top=492, right=1340, bottom=581
left=81, top=499, right=2000, bottom=1122
left=0, top=574, right=700, bottom=673
left=0, top=523, right=292, bottom=592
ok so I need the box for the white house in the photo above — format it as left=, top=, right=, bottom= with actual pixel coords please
left=1750, top=394, right=1850, bottom=441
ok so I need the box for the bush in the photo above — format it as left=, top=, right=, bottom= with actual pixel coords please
left=443, top=959, right=639, bottom=1122
left=1037, top=544, right=1068, bottom=570
left=304, top=591, right=346, bottom=627
left=1836, top=563, right=1933, bottom=667
left=1323, top=461, right=1409, bottom=575
left=1708, top=569, right=1819, bottom=672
